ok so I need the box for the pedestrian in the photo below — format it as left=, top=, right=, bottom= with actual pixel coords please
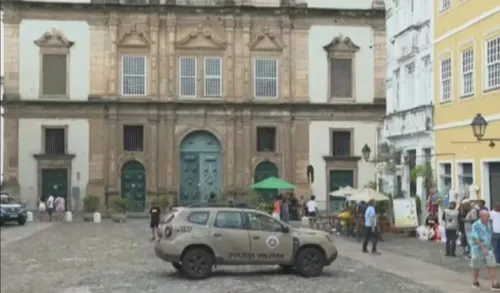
left=280, top=195, right=290, bottom=223
left=470, top=210, right=500, bottom=290
left=46, top=193, right=55, bottom=222
left=458, top=200, right=470, bottom=255
left=208, top=192, right=217, bottom=203
left=306, top=195, right=318, bottom=217
left=465, top=200, right=481, bottom=256
left=149, top=203, right=161, bottom=241
left=490, top=203, right=500, bottom=264
left=444, top=201, right=459, bottom=257
left=54, top=196, right=66, bottom=222
left=272, top=194, right=282, bottom=220
left=362, top=199, right=380, bottom=255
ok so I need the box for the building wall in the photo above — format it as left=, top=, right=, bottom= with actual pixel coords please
left=18, top=119, right=90, bottom=210
left=305, top=0, right=372, bottom=9
left=309, top=121, right=378, bottom=210
left=433, top=0, right=500, bottom=207
left=308, top=25, right=375, bottom=103
left=19, top=20, right=90, bottom=101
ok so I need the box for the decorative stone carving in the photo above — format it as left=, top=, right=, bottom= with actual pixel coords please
left=250, top=27, right=284, bottom=50
left=323, top=34, right=360, bottom=53
left=34, top=28, right=74, bottom=48
left=175, top=24, right=226, bottom=49
left=117, top=25, right=153, bottom=47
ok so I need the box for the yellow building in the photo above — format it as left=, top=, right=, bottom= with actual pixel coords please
left=433, top=1, right=500, bottom=207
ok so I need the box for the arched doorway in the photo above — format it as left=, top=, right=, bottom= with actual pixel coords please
left=179, top=131, right=222, bottom=206
left=254, top=161, right=279, bottom=201
left=121, top=160, right=146, bottom=212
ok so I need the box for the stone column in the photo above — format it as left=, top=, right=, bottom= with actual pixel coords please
left=292, top=28, right=309, bottom=101
left=157, top=116, right=168, bottom=190
left=165, top=111, right=176, bottom=190
left=372, top=26, right=387, bottom=100
left=108, top=110, right=119, bottom=190
left=158, top=16, right=168, bottom=100
left=225, top=112, right=236, bottom=193
left=89, top=18, right=108, bottom=96
left=87, top=116, right=106, bottom=203
left=149, top=15, right=160, bottom=99
left=107, top=13, right=119, bottom=97
left=242, top=15, right=251, bottom=101
left=242, top=110, right=252, bottom=187
left=2, top=117, right=19, bottom=186
left=224, top=15, right=235, bottom=100
left=234, top=113, right=244, bottom=189
left=2, top=11, right=21, bottom=96
left=281, top=17, right=292, bottom=101
left=166, top=13, right=176, bottom=100
left=148, top=118, right=158, bottom=190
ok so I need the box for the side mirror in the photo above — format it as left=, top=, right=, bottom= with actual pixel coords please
left=282, top=226, right=290, bottom=233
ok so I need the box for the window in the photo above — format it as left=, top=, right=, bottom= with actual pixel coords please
left=122, top=55, right=147, bottom=96
left=42, top=54, right=67, bottom=96
left=458, top=162, right=474, bottom=188
left=331, top=131, right=351, bottom=157
left=486, top=36, right=500, bottom=89
left=461, top=48, right=474, bottom=96
left=406, top=63, right=415, bottom=106
left=204, top=57, right=222, bottom=97
left=247, top=212, right=283, bottom=232
left=187, top=212, right=210, bottom=225
left=440, top=58, right=452, bottom=102
left=394, top=69, right=400, bottom=109
left=179, top=57, right=197, bottom=97
left=330, top=59, right=353, bottom=98
left=214, top=211, right=243, bottom=229
left=439, top=163, right=452, bottom=191
left=123, top=125, right=144, bottom=152
left=44, top=128, right=65, bottom=155
left=440, top=0, right=451, bottom=11
left=254, top=59, right=278, bottom=98
left=256, top=127, right=276, bottom=152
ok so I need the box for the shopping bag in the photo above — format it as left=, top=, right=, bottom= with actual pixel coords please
left=38, top=201, right=46, bottom=212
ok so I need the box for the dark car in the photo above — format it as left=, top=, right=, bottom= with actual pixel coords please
left=0, top=193, right=28, bottom=225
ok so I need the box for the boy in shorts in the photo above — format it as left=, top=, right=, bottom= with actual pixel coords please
left=149, top=204, right=161, bottom=241
left=470, top=210, right=500, bottom=290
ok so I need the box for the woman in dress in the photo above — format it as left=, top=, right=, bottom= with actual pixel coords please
left=54, top=196, right=66, bottom=221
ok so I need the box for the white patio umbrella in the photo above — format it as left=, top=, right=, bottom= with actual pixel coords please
left=348, top=188, right=389, bottom=202
left=329, top=186, right=358, bottom=197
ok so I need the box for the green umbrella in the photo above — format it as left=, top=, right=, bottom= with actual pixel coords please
left=250, top=177, right=296, bottom=190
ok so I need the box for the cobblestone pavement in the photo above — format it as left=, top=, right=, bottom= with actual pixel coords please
left=0, top=220, right=447, bottom=293
left=370, top=233, right=500, bottom=278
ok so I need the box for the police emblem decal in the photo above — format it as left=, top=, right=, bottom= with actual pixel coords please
left=265, top=235, right=280, bottom=249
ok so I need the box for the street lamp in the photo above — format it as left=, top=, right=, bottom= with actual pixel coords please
left=470, top=113, right=500, bottom=147
left=362, top=144, right=371, bottom=162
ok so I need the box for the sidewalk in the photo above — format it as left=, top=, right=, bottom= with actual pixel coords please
left=335, top=237, right=484, bottom=293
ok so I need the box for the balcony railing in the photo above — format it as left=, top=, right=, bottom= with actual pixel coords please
left=384, top=105, right=433, bottom=138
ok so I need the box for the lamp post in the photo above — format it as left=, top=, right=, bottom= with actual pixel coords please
left=361, top=144, right=381, bottom=192
left=470, top=113, right=500, bottom=147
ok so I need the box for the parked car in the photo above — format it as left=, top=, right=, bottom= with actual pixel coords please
left=155, top=205, right=338, bottom=279
left=0, top=193, right=28, bottom=226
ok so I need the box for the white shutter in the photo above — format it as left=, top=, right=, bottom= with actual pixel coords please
left=204, top=57, right=222, bottom=97
left=179, top=57, right=197, bottom=97
left=254, top=59, right=278, bottom=98
left=122, top=55, right=147, bottom=96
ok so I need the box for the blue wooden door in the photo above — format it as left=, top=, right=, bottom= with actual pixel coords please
left=254, top=161, right=279, bottom=202
left=121, top=161, right=146, bottom=212
left=180, top=131, right=222, bottom=206
left=329, top=170, right=354, bottom=213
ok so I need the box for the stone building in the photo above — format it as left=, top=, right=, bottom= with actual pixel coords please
left=0, top=0, right=385, bottom=212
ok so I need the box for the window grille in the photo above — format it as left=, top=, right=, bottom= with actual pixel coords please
left=440, top=58, right=452, bottom=102
left=123, top=125, right=144, bottom=152
left=486, top=37, right=500, bottom=89
left=331, top=131, right=351, bottom=157
left=44, top=128, right=65, bottom=155
left=256, top=127, right=276, bottom=152
left=254, top=59, right=278, bottom=98
left=180, top=57, right=197, bottom=97
left=461, top=49, right=474, bottom=96
left=204, top=57, right=222, bottom=97
left=122, top=55, right=146, bottom=96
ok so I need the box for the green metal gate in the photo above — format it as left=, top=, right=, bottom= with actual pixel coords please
left=329, top=170, right=354, bottom=213
left=490, top=163, right=500, bottom=206
left=121, top=161, right=146, bottom=212
left=41, top=169, right=68, bottom=203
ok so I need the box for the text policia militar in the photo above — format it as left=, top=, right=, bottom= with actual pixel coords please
left=228, top=252, right=285, bottom=259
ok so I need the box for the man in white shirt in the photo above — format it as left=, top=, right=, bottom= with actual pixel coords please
left=46, top=194, right=55, bottom=222
left=490, top=203, right=500, bottom=264
left=306, top=196, right=318, bottom=217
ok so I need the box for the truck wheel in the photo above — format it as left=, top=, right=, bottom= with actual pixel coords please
left=171, top=262, right=183, bottom=272
left=18, top=217, right=26, bottom=226
left=295, top=247, right=325, bottom=278
left=181, top=248, right=213, bottom=280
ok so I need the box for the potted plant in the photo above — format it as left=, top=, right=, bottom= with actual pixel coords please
left=110, top=197, right=131, bottom=223
left=83, top=195, right=100, bottom=222
left=150, top=196, right=170, bottom=213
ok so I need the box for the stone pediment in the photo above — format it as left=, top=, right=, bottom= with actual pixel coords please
left=34, top=28, right=74, bottom=48
left=323, top=34, right=360, bottom=53
left=250, top=27, right=284, bottom=51
left=117, top=25, right=153, bottom=47
left=176, top=25, right=226, bottom=50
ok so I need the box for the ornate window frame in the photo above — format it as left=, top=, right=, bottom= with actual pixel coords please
left=323, top=34, right=360, bottom=102
left=34, top=28, right=74, bottom=99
